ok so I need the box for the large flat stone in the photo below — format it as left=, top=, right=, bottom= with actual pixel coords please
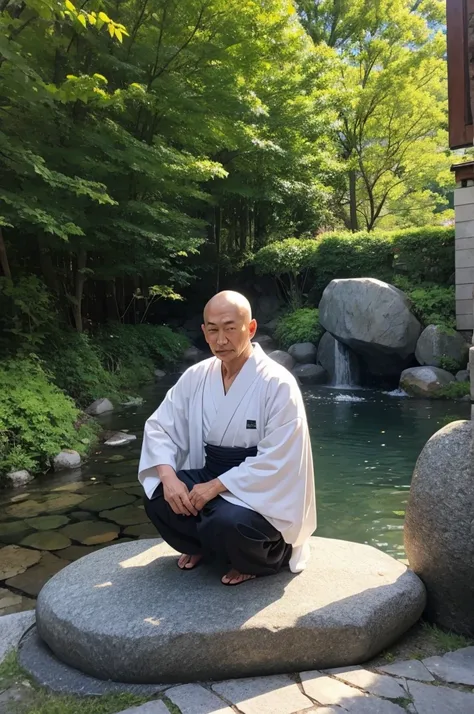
left=407, top=680, right=474, bottom=714
left=6, top=552, right=70, bottom=597
left=329, top=666, right=407, bottom=699
left=376, top=660, right=434, bottom=682
left=212, top=675, right=312, bottom=714
left=300, top=671, right=365, bottom=706
left=422, top=647, right=474, bottom=685
left=0, top=611, right=36, bottom=664
left=35, top=537, right=425, bottom=684
left=0, top=545, right=41, bottom=579
left=167, top=684, right=234, bottom=714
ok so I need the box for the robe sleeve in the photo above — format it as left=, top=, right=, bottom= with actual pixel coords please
left=138, top=372, right=191, bottom=498
left=217, top=377, right=316, bottom=550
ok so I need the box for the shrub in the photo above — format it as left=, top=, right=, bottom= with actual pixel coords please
left=436, top=382, right=470, bottom=400
left=392, top=278, right=456, bottom=329
left=253, top=226, right=454, bottom=304
left=439, top=356, right=463, bottom=374
left=0, top=275, right=54, bottom=353
left=274, top=308, right=323, bottom=349
left=0, top=358, right=98, bottom=476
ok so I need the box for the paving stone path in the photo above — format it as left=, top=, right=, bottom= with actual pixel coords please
left=1, top=613, right=474, bottom=714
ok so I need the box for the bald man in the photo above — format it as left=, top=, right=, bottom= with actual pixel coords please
left=139, top=291, right=316, bottom=585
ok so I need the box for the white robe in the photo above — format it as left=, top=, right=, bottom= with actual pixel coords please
left=138, top=343, right=317, bottom=572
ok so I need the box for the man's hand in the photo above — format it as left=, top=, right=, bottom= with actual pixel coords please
left=189, top=479, right=226, bottom=511
left=158, top=467, right=198, bottom=516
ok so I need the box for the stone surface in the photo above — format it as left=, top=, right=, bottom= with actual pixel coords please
left=319, top=279, right=421, bottom=376
left=268, top=350, right=295, bottom=371
left=407, top=680, right=474, bottom=714
left=252, top=334, right=276, bottom=352
left=104, top=432, right=137, bottom=447
left=7, top=470, right=34, bottom=488
left=60, top=544, right=105, bottom=561
left=80, top=491, right=136, bottom=512
left=53, top=450, right=81, bottom=471
left=0, top=589, right=35, bottom=616
left=18, top=628, right=166, bottom=696
left=337, top=700, right=406, bottom=714
left=293, top=364, right=327, bottom=385
left=69, top=510, right=95, bottom=521
left=99, top=506, right=148, bottom=526
left=20, top=531, right=71, bottom=551
left=59, top=521, right=120, bottom=545
left=0, top=520, right=30, bottom=540
left=26, top=515, right=70, bottom=531
left=167, top=684, right=234, bottom=714
left=317, top=332, right=360, bottom=385
left=0, top=611, right=36, bottom=664
left=330, top=667, right=407, bottom=699
left=399, top=366, right=454, bottom=397
left=0, top=545, right=41, bottom=579
left=154, top=369, right=166, bottom=380
left=115, top=703, right=169, bottom=714
left=123, top=523, right=157, bottom=538
left=6, top=552, right=70, bottom=597
left=377, top=659, right=434, bottom=682
left=415, top=325, right=469, bottom=369
left=455, top=369, right=470, bottom=381
left=300, top=671, right=365, bottom=706
left=404, top=420, right=474, bottom=635
left=422, top=647, right=474, bottom=685
left=183, top=346, right=206, bottom=364
left=288, top=342, right=317, bottom=364
left=212, top=675, right=312, bottom=714
left=35, top=537, right=425, bottom=683
left=255, top=295, right=282, bottom=323
left=5, top=500, right=44, bottom=519
left=39, top=493, right=86, bottom=512
left=85, top=398, right=114, bottom=416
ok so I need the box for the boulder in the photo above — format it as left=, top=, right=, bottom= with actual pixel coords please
left=7, top=470, right=34, bottom=488
left=415, top=325, right=469, bottom=369
left=254, top=296, right=282, bottom=323
left=262, top=318, right=280, bottom=336
left=293, top=364, right=327, bottom=385
left=85, top=398, right=114, bottom=416
left=53, top=450, right=81, bottom=472
left=319, top=279, right=421, bottom=376
left=35, top=538, right=425, bottom=683
left=288, top=343, right=317, bottom=364
left=103, top=432, right=137, bottom=447
left=400, top=367, right=454, bottom=398
left=183, top=346, right=207, bottom=364
left=405, top=420, right=474, bottom=636
left=252, top=334, right=276, bottom=352
left=455, top=370, right=469, bottom=383
left=268, top=350, right=295, bottom=371
left=317, top=332, right=360, bottom=386
left=154, top=369, right=166, bottom=380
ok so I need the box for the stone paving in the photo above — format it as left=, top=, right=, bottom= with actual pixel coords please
left=2, top=612, right=474, bottom=714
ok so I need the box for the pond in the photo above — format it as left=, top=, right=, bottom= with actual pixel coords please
left=0, top=381, right=469, bottom=615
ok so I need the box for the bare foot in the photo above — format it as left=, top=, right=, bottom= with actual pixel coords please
left=177, top=553, right=203, bottom=570
left=221, top=568, right=256, bottom=585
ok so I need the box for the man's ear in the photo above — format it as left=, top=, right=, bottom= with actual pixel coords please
left=249, top=319, right=257, bottom=338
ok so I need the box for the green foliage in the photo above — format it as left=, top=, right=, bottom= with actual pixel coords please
left=436, top=382, right=470, bottom=400
left=43, top=324, right=189, bottom=407
left=275, top=308, right=323, bottom=349
left=23, top=692, right=149, bottom=714
left=254, top=227, right=455, bottom=321
left=0, top=358, right=98, bottom=475
left=421, top=622, right=474, bottom=651
left=393, top=278, right=456, bottom=330
left=438, top=356, right=462, bottom=374
left=0, top=276, right=54, bottom=353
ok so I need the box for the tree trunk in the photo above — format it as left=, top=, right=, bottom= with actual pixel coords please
left=0, top=227, right=12, bottom=279
left=215, top=205, right=221, bottom=292
left=73, top=248, right=87, bottom=333
left=349, top=169, right=359, bottom=232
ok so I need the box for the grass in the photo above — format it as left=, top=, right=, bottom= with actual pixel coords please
left=0, top=650, right=155, bottom=714
left=162, top=697, right=182, bottom=714
left=420, top=622, right=473, bottom=652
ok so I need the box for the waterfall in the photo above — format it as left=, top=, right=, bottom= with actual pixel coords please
left=333, top=340, right=357, bottom=388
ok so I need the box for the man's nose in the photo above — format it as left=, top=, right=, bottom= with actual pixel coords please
left=216, top=332, right=228, bottom=345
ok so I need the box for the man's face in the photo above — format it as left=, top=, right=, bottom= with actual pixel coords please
left=202, top=303, right=257, bottom=363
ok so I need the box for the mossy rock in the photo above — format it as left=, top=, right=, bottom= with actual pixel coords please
left=26, top=515, right=70, bottom=531
left=59, top=521, right=120, bottom=545
left=80, top=491, right=137, bottom=512
left=20, top=531, right=72, bottom=551
left=99, top=506, right=149, bottom=526
left=0, top=545, right=41, bottom=579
